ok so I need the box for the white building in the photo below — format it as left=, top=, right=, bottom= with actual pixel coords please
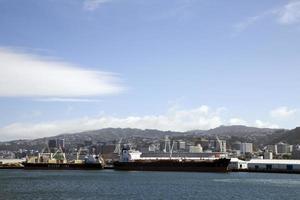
left=247, top=159, right=300, bottom=172
left=240, top=143, right=253, bottom=154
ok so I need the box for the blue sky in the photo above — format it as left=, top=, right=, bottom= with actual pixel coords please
left=0, top=0, right=300, bottom=140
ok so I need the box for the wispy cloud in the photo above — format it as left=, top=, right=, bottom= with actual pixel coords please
left=0, top=47, right=124, bottom=98
left=233, top=0, right=300, bottom=34
left=83, top=0, right=112, bottom=11
left=35, top=98, right=101, bottom=102
left=233, top=11, right=274, bottom=34
left=277, top=0, right=300, bottom=24
left=270, top=106, right=297, bottom=119
left=0, top=105, right=281, bottom=141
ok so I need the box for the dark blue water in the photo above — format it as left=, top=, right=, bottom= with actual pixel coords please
left=1, top=170, right=300, bottom=200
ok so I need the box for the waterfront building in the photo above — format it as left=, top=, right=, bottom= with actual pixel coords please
left=247, top=159, right=300, bottom=172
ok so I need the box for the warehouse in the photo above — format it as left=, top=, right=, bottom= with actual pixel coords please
left=247, top=159, right=300, bottom=173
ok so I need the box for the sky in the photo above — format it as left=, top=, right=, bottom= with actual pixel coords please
left=0, top=0, right=300, bottom=141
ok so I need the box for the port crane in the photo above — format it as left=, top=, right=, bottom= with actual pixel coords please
left=114, top=138, right=123, bottom=155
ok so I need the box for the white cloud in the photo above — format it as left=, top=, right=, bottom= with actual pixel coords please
left=255, top=120, right=279, bottom=129
left=0, top=104, right=285, bottom=140
left=0, top=105, right=224, bottom=140
left=270, top=106, right=297, bottom=118
left=229, top=118, right=248, bottom=126
left=0, top=48, right=124, bottom=98
left=83, top=0, right=111, bottom=11
left=277, top=0, right=300, bottom=24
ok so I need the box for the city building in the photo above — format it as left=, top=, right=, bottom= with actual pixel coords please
left=276, top=142, right=293, bottom=154
left=240, top=143, right=253, bottom=154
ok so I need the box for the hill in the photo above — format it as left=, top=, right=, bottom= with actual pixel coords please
left=270, top=127, right=300, bottom=145
left=189, top=125, right=282, bottom=137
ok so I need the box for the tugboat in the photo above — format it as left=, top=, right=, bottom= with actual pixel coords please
left=114, top=148, right=230, bottom=172
left=23, top=147, right=104, bottom=170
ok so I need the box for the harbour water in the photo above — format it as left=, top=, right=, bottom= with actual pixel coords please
left=1, top=170, right=300, bottom=200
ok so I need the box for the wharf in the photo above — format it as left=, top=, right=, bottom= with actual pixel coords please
left=230, top=169, right=300, bottom=174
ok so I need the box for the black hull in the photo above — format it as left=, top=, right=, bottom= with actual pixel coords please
left=23, top=163, right=104, bottom=170
left=114, top=158, right=230, bottom=172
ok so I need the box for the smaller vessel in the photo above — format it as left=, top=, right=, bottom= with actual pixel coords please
left=23, top=147, right=104, bottom=170
left=113, top=148, right=230, bottom=172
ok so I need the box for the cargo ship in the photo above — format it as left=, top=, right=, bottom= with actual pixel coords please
left=23, top=148, right=104, bottom=170
left=114, top=148, right=230, bottom=172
